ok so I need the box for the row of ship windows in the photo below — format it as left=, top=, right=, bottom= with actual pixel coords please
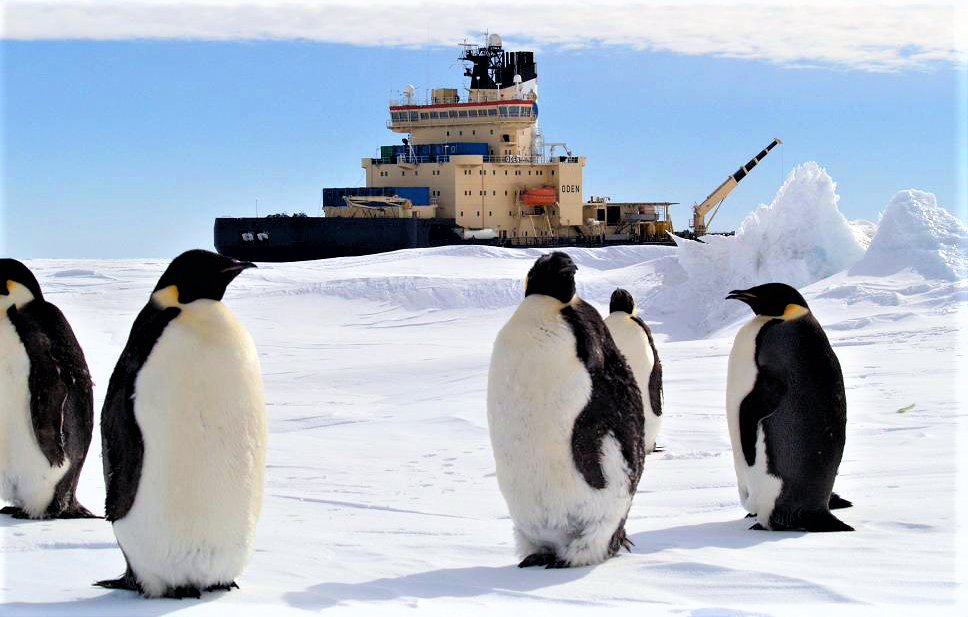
left=378, top=169, right=553, bottom=177
left=390, top=106, right=533, bottom=122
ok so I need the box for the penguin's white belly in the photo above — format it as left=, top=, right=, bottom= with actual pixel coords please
left=0, top=318, right=69, bottom=518
left=487, top=297, right=631, bottom=565
left=605, top=314, right=660, bottom=451
left=726, top=315, right=782, bottom=519
left=113, top=301, right=267, bottom=597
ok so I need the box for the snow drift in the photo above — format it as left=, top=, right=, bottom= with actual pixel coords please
left=639, top=162, right=867, bottom=338
left=850, top=189, right=968, bottom=281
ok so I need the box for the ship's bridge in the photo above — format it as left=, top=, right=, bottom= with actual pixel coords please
left=388, top=98, right=537, bottom=131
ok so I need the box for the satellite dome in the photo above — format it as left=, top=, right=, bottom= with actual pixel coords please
left=403, top=84, right=416, bottom=96
left=488, top=33, right=503, bottom=48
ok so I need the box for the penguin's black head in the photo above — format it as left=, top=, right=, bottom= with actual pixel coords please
left=153, top=249, right=256, bottom=305
left=0, top=258, right=43, bottom=303
left=609, top=288, right=636, bottom=315
left=525, top=251, right=577, bottom=304
left=727, top=283, right=809, bottom=319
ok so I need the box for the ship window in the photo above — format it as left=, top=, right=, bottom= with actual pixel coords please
left=472, top=130, right=476, bottom=135
left=505, top=190, right=508, bottom=195
left=420, top=113, right=429, bottom=120
left=390, top=112, right=399, bottom=121
left=477, top=212, right=480, bottom=217
left=524, top=231, right=528, bottom=236
left=490, top=129, right=494, bottom=134
left=492, top=170, right=496, bottom=175
left=468, top=109, right=478, bottom=117
left=402, top=171, right=406, bottom=176
left=528, top=170, right=532, bottom=175
left=551, top=170, right=555, bottom=175
left=430, top=111, right=439, bottom=119
left=446, top=131, right=450, bottom=136
left=459, top=131, right=463, bottom=136
left=520, top=106, right=531, bottom=117
left=458, top=110, right=468, bottom=118
left=449, top=110, right=460, bottom=118
left=409, top=112, right=418, bottom=121
left=460, top=211, right=463, bottom=216
left=509, top=106, right=520, bottom=117
left=499, top=106, right=508, bottom=117
left=504, top=170, right=508, bottom=175
left=489, top=211, right=492, bottom=216
left=492, top=190, right=496, bottom=195
left=488, top=109, right=497, bottom=116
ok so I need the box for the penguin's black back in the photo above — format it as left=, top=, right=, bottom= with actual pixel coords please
left=562, top=299, right=646, bottom=492
left=744, top=313, right=846, bottom=513
left=101, top=303, right=181, bottom=522
left=7, top=300, right=94, bottom=516
left=629, top=314, right=663, bottom=418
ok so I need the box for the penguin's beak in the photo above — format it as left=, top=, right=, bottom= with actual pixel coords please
left=726, top=289, right=755, bottom=303
left=220, top=260, right=257, bottom=275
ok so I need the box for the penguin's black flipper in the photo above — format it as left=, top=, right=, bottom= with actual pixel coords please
left=101, top=304, right=180, bottom=522
left=829, top=492, right=853, bottom=510
left=564, top=300, right=646, bottom=492
left=52, top=501, right=100, bottom=519
left=8, top=302, right=93, bottom=469
left=545, top=558, right=572, bottom=569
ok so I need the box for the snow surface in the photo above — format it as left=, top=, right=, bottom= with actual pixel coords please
left=2, top=176, right=967, bottom=615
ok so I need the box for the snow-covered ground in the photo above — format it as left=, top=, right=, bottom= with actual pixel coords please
left=3, top=165, right=967, bottom=615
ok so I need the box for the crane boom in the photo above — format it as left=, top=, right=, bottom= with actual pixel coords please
left=691, top=137, right=782, bottom=236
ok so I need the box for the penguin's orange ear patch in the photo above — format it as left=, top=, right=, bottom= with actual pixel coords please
left=152, top=285, right=180, bottom=308
left=782, top=304, right=809, bottom=320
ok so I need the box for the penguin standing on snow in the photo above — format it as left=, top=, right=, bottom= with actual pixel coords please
left=0, top=258, right=96, bottom=520
left=604, top=289, right=663, bottom=454
left=726, top=282, right=853, bottom=532
left=487, top=252, right=645, bottom=568
left=96, top=249, right=267, bottom=598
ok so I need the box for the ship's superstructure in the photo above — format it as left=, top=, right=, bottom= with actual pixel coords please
left=322, top=34, right=672, bottom=244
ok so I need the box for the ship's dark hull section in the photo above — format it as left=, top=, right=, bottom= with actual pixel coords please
left=214, top=216, right=462, bottom=262
left=214, top=216, right=677, bottom=262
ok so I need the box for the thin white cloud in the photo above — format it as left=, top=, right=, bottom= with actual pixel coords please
left=3, top=0, right=966, bottom=72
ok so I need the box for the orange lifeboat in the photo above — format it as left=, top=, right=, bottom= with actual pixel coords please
left=520, top=186, right=557, bottom=206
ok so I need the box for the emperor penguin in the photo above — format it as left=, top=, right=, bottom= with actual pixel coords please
left=604, top=289, right=663, bottom=454
left=96, top=249, right=267, bottom=598
left=726, top=283, right=853, bottom=532
left=487, top=252, right=646, bottom=568
left=0, top=258, right=96, bottom=519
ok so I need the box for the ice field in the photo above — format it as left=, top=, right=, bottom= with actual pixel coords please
left=2, top=164, right=966, bottom=615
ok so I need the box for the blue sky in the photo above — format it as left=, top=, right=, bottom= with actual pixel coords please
left=2, top=1, right=966, bottom=258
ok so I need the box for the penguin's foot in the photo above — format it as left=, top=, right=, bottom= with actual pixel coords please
left=94, top=575, right=140, bottom=592
left=829, top=493, right=853, bottom=510
left=164, top=585, right=202, bottom=600
left=768, top=510, right=854, bottom=532
left=1, top=506, right=29, bottom=518
left=749, top=522, right=768, bottom=531
left=544, top=558, right=572, bottom=569
left=204, top=581, right=239, bottom=593
left=54, top=502, right=101, bottom=519
left=518, top=553, right=559, bottom=568
left=744, top=512, right=757, bottom=519
left=651, top=444, right=665, bottom=453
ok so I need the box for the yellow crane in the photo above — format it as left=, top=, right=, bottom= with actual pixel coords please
left=690, top=137, right=782, bottom=236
